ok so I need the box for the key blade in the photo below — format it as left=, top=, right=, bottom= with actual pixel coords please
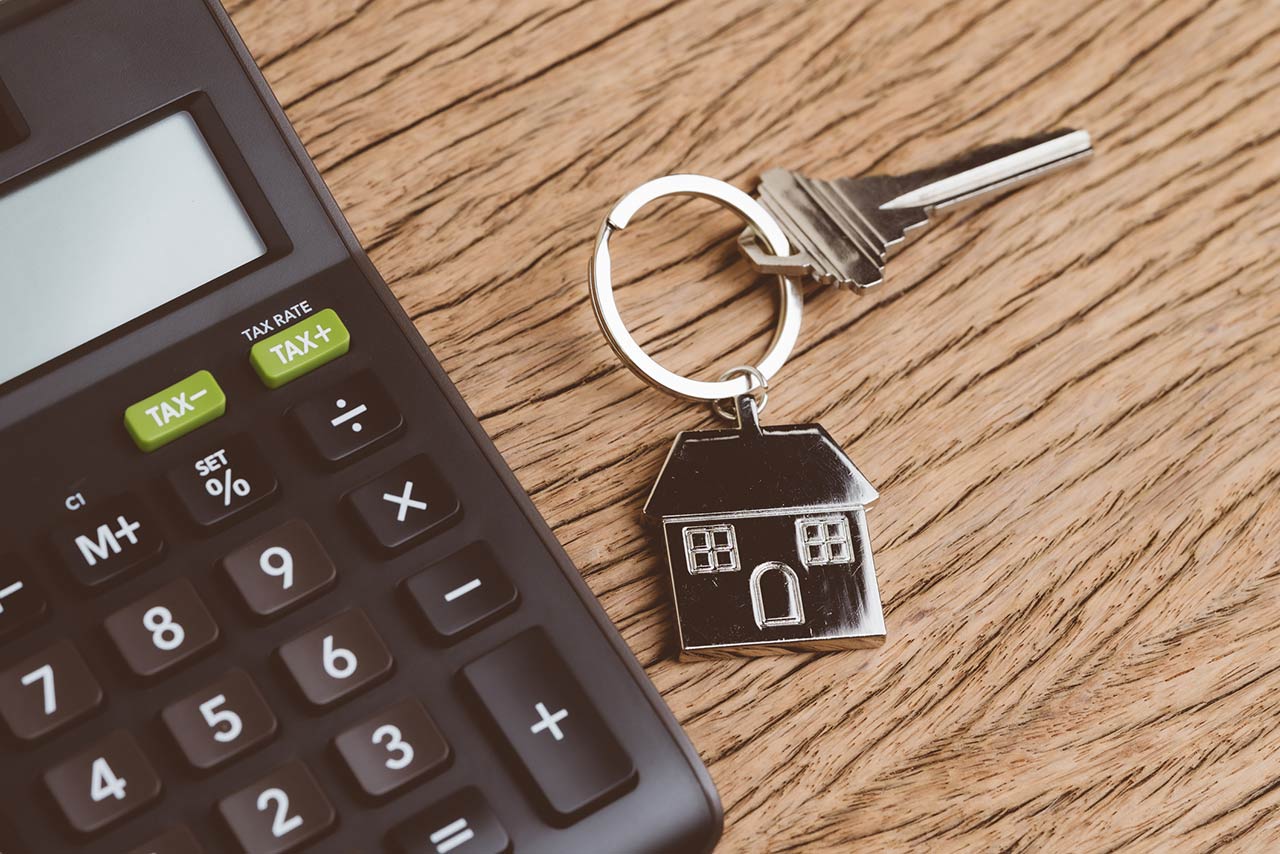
left=879, top=129, right=1093, bottom=211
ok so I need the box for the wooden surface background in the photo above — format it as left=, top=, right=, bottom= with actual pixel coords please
left=228, top=0, right=1280, bottom=850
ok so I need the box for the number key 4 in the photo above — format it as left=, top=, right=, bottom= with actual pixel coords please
left=45, top=730, right=161, bottom=835
left=161, top=669, right=278, bottom=771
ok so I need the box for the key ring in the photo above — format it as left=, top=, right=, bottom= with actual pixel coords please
left=589, top=174, right=804, bottom=403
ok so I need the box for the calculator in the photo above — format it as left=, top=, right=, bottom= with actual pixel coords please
left=0, top=1, right=722, bottom=852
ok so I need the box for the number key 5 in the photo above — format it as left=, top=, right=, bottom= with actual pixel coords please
left=277, top=609, right=393, bottom=708
left=0, top=639, right=102, bottom=741
left=161, top=669, right=278, bottom=771
left=104, top=578, right=219, bottom=678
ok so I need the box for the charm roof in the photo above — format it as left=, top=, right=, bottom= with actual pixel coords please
left=643, top=418, right=878, bottom=519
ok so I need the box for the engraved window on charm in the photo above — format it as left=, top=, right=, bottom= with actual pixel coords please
left=796, top=515, right=852, bottom=566
left=683, top=525, right=740, bottom=574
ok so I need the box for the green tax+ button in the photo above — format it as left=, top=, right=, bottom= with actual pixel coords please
left=250, top=308, right=350, bottom=388
left=124, top=371, right=226, bottom=452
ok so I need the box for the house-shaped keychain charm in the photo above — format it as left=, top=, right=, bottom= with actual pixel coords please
left=645, top=394, right=887, bottom=658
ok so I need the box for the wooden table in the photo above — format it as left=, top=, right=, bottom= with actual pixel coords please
left=228, top=0, right=1280, bottom=849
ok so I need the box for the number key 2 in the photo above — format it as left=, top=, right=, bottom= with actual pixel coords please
left=333, top=699, right=450, bottom=798
left=104, top=578, right=219, bottom=678
left=161, top=669, right=278, bottom=771
left=0, top=639, right=102, bottom=741
left=277, top=609, right=393, bottom=708
left=44, top=730, right=161, bottom=835
left=217, top=760, right=335, bottom=854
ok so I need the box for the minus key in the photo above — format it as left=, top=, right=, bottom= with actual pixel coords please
left=403, top=544, right=518, bottom=642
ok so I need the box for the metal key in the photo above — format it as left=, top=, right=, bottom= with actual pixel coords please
left=738, top=129, right=1093, bottom=289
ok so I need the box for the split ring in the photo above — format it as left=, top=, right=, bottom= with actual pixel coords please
left=588, top=174, right=803, bottom=402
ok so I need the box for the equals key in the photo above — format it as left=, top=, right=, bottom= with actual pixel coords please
left=405, top=544, right=519, bottom=642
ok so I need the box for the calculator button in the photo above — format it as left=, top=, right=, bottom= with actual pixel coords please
left=45, top=730, right=161, bottom=835
left=0, top=640, right=102, bottom=741
left=390, top=788, right=510, bottom=854
left=167, top=435, right=278, bottom=528
left=51, top=494, right=163, bottom=588
left=129, top=824, right=204, bottom=853
left=161, top=669, right=277, bottom=771
left=250, top=308, right=350, bottom=389
left=278, top=609, right=393, bottom=708
left=333, top=699, right=450, bottom=798
left=290, top=371, right=403, bottom=465
left=223, top=520, right=336, bottom=619
left=217, top=760, right=335, bottom=853
left=345, top=455, right=460, bottom=551
left=104, top=578, right=219, bottom=678
left=404, top=544, right=517, bottom=642
left=462, top=628, right=635, bottom=820
left=123, top=370, right=226, bottom=452
left=0, top=560, right=46, bottom=640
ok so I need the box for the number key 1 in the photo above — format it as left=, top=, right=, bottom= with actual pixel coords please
left=0, top=639, right=102, bottom=741
left=44, top=730, right=161, bottom=835
left=161, top=669, right=278, bottom=771
left=218, top=760, right=335, bottom=854
left=128, top=824, right=204, bottom=854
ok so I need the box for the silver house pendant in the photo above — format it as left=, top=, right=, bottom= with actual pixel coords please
left=645, top=394, right=885, bottom=658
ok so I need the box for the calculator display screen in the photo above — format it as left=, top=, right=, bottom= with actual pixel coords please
left=0, top=111, right=266, bottom=385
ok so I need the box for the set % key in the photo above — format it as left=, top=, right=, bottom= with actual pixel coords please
left=195, top=448, right=253, bottom=507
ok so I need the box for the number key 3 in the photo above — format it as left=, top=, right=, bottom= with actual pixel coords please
left=161, top=669, right=278, bottom=771
left=333, top=699, right=451, bottom=798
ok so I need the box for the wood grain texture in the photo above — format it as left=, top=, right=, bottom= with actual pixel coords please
left=228, top=0, right=1280, bottom=849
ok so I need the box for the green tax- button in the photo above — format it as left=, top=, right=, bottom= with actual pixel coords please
left=124, top=371, right=226, bottom=452
left=250, top=308, right=350, bottom=388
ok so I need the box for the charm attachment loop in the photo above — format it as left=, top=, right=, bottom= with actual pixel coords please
left=589, top=174, right=804, bottom=402
left=711, top=365, right=768, bottom=422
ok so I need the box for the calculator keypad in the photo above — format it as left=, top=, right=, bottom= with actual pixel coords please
left=0, top=639, right=102, bottom=741
left=51, top=494, right=163, bottom=588
left=161, top=669, right=277, bottom=771
left=217, top=760, right=335, bottom=854
left=333, top=698, right=450, bottom=798
left=277, top=609, right=394, bottom=708
left=45, top=730, right=162, bottom=835
left=345, top=455, right=460, bottom=550
left=222, top=520, right=336, bottom=619
left=167, top=435, right=278, bottom=528
left=104, top=578, right=220, bottom=678
left=0, top=560, right=46, bottom=641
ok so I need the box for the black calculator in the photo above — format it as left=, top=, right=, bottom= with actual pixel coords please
left=0, top=1, right=722, bottom=852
